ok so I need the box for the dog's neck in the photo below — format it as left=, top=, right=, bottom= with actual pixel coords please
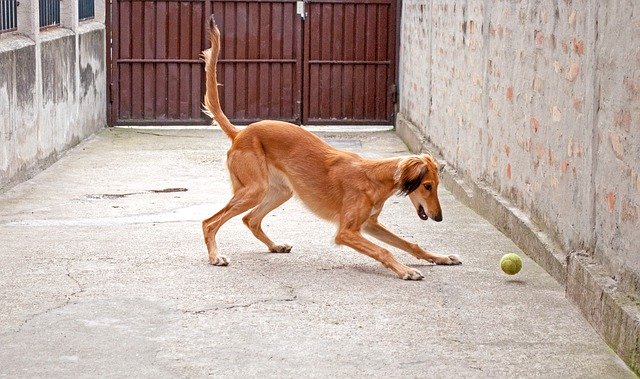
left=362, top=157, right=406, bottom=196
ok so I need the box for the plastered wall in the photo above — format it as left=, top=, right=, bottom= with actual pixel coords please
left=398, top=0, right=639, bottom=295
left=0, top=12, right=106, bottom=192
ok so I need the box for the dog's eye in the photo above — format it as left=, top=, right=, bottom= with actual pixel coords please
left=424, top=184, right=432, bottom=191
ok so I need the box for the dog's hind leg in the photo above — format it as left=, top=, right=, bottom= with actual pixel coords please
left=202, top=152, right=268, bottom=265
left=242, top=185, right=293, bottom=253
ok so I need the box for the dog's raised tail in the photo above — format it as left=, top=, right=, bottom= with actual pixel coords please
left=202, top=15, right=238, bottom=140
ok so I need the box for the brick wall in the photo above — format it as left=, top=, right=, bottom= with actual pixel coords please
left=398, top=0, right=639, bottom=298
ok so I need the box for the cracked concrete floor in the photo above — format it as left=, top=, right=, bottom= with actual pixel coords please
left=0, top=127, right=635, bottom=378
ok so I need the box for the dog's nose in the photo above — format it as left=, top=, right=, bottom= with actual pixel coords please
left=433, top=214, right=443, bottom=222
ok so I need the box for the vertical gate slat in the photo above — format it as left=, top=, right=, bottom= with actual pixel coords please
left=235, top=1, right=247, bottom=120
left=246, top=2, right=258, bottom=119
left=317, top=3, right=329, bottom=120
left=178, top=2, right=191, bottom=118
left=342, top=3, right=355, bottom=119
left=281, top=2, right=294, bottom=119
left=330, top=3, right=343, bottom=120
left=119, top=0, right=132, bottom=119
left=270, top=3, right=283, bottom=119
left=155, top=2, right=168, bottom=119
left=130, top=0, right=144, bottom=119
left=190, top=1, right=203, bottom=119
left=353, top=3, right=366, bottom=120
left=166, top=1, right=179, bottom=119
left=376, top=4, right=389, bottom=121
left=143, top=0, right=156, bottom=119
left=364, top=5, right=376, bottom=120
left=222, top=2, right=236, bottom=119
left=258, top=2, right=269, bottom=117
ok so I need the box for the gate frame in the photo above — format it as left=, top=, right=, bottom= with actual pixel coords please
left=105, top=0, right=402, bottom=126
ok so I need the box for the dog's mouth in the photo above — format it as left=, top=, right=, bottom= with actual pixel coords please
left=417, top=205, right=429, bottom=220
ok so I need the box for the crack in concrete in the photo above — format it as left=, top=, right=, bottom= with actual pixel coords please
left=3, top=261, right=85, bottom=336
left=180, top=287, right=298, bottom=315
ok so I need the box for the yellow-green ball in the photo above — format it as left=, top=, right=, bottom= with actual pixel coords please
left=500, top=253, right=522, bottom=275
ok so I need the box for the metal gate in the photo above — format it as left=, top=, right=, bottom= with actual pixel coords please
left=108, top=0, right=397, bottom=125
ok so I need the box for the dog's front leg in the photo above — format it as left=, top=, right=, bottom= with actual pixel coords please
left=335, top=228, right=424, bottom=280
left=363, top=218, right=461, bottom=265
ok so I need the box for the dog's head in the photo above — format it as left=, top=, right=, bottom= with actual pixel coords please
left=395, top=154, right=444, bottom=222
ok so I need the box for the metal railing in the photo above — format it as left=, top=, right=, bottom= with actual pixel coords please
left=0, top=0, right=18, bottom=32
left=39, top=0, right=60, bottom=28
left=79, top=0, right=94, bottom=20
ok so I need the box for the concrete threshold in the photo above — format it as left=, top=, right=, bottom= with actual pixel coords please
left=114, top=124, right=394, bottom=133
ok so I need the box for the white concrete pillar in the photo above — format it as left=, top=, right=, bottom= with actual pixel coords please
left=95, top=0, right=106, bottom=24
left=60, top=0, right=79, bottom=31
left=16, top=0, right=40, bottom=41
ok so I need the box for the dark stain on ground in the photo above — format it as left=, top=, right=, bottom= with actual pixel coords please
left=86, top=188, right=188, bottom=199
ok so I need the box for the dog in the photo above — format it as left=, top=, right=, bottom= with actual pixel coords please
left=201, top=15, right=461, bottom=280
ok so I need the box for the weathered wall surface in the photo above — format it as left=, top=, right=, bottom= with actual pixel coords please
left=398, top=0, right=639, bottom=372
left=0, top=24, right=106, bottom=191
left=593, top=1, right=640, bottom=299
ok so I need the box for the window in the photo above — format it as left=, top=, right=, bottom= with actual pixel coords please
left=0, top=0, right=18, bottom=32
left=39, top=0, right=60, bottom=28
left=79, top=0, right=94, bottom=20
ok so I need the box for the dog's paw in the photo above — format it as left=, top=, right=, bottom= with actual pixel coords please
left=270, top=244, right=292, bottom=254
left=433, top=254, right=462, bottom=265
left=446, top=254, right=462, bottom=265
left=209, top=255, right=229, bottom=266
left=401, top=268, right=424, bottom=281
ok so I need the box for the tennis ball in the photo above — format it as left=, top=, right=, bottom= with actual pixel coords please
left=500, top=253, right=522, bottom=275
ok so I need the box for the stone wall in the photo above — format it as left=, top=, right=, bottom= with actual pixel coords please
left=397, top=0, right=639, bottom=373
left=0, top=4, right=106, bottom=192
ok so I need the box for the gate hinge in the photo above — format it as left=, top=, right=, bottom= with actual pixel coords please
left=390, top=84, right=398, bottom=104
left=109, top=82, right=114, bottom=103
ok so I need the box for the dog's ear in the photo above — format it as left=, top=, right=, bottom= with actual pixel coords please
left=396, top=157, right=428, bottom=196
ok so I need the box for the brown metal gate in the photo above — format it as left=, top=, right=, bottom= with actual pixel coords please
left=303, top=0, right=397, bottom=124
left=108, top=0, right=397, bottom=126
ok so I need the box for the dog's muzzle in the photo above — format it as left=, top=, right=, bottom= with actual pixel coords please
left=417, top=205, right=429, bottom=220
left=418, top=205, right=443, bottom=222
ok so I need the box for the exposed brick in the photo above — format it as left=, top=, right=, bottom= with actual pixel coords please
left=552, top=106, right=562, bottom=122
left=566, top=63, right=580, bottom=81
left=623, top=78, right=640, bottom=98
left=568, top=10, right=577, bottom=29
left=610, top=132, right=625, bottom=159
left=573, top=38, right=585, bottom=55
left=607, top=192, right=616, bottom=213
left=615, top=109, right=632, bottom=131
left=573, top=96, right=584, bottom=110
left=506, top=86, right=514, bottom=102
left=535, top=30, right=545, bottom=48
left=532, top=77, right=544, bottom=93
left=621, top=199, right=639, bottom=224
left=531, top=116, right=540, bottom=133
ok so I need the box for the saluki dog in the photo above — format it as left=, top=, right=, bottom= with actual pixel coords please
left=201, top=15, right=461, bottom=280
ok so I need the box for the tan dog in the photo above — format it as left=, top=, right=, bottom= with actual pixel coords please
left=201, top=15, right=461, bottom=280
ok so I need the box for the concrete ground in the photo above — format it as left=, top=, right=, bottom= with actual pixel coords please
left=0, top=127, right=635, bottom=378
